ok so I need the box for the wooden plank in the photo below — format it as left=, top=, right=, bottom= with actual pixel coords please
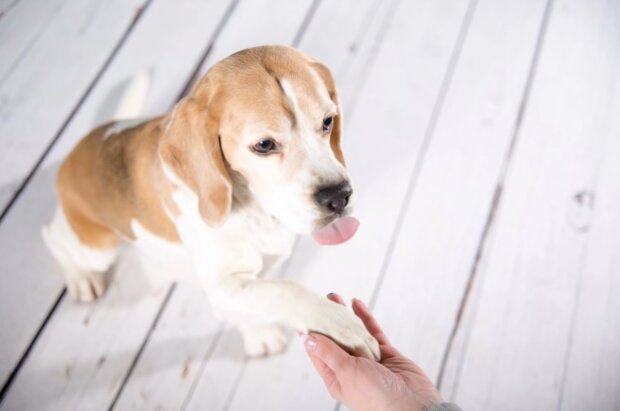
left=0, top=0, right=234, bottom=403
left=0, top=0, right=148, bottom=212
left=195, top=0, right=316, bottom=77
left=0, top=251, right=169, bottom=410
left=370, top=0, right=549, bottom=384
left=298, top=0, right=387, bottom=109
left=560, top=89, right=620, bottom=410
left=441, top=0, right=620, bottom=409
left=0, top=0, right=68, bottom=81
left=112, top=1, right=317, bottom=409
left=111, top=285, right=224, bottom=410
left=195, top=1, right=474, bottom=410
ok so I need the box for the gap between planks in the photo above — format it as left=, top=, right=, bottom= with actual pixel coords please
left=0, top=0, right=21, bottom=19
left=435, top=0, right=556, bottom=393
left=0, top=290, right=65, bottom=403
left=291, top=0, right=322, bottom=52
left=341, top=0, right=400, bottom=123
left=106, top=284, right=177, bottom=411
left=175, top=0, right=240, bottom=104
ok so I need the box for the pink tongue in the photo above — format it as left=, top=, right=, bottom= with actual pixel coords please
left=312, top=216, right=360, bottom=246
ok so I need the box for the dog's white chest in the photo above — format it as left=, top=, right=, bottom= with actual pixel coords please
left=239, top=207, right=295, bottom=256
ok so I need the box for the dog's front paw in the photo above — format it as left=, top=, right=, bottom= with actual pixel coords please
left=66, top=270, right=108, bottom=303
left=239, top=324, right=288, bottom=357
left=306, top=301, right=380, bottom=361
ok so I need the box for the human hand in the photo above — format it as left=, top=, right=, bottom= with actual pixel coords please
left=304, top=294, right=443, bottom=411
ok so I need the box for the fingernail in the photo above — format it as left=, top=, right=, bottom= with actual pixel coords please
left=305, top=335, right=317, bottom=351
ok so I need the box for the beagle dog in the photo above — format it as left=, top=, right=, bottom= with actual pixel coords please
left=43, top=45, right=380, bottom=360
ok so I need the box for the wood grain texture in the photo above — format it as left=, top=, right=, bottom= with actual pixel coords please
left=0, top=0, right=67, bottom=81
left=370, top=0, right=549, bottom=385
left=560, top=88, right=620, bottom=410
left=0, top=0, right=147, bottom=212
left=551, top=3, right=620, bottom=409
left=442, top=0, right=620, bottom=409
left=0, top=0, right=233, bottom=402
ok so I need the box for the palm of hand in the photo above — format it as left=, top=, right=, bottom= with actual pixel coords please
left=339, top=344, right=442, bottom=411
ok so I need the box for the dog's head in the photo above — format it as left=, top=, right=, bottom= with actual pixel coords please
left=159, top=46, right=356, bottom=243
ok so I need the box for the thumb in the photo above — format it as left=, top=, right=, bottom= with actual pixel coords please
left=305, top=333, right=353, bottom=374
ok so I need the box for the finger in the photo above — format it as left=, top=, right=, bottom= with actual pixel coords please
left=305, top=333, right=352, bottom=373
left=327, top=292, right=345, bottom=305
left=306, top=347, right=342, bottom=398
left=351, top=298, right=391, bottom=346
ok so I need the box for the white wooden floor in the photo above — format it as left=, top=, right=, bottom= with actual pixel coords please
left=1, top=0, right=619, bottom=410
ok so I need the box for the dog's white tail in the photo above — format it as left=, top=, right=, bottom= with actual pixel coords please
left=112, top=70, right=150, bottom=120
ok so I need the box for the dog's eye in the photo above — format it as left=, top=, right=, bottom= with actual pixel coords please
left=322, top=116, right=334, bottom=133
left=252, top=138, right=277, bottom=154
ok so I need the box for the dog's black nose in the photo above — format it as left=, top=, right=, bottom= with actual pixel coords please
left=314, top=181, right=353, bottom=214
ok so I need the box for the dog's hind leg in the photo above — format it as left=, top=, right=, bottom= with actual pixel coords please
left=42, top=207, right=119, bottom=302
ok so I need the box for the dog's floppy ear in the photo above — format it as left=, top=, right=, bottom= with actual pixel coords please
left=310, top=61, right=346, bottom=166
left=159, top=96, right=232, bottom=227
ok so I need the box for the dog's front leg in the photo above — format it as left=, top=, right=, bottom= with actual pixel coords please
left=187, top=235, right=378, bottom=359
left=209, top=275, right=380, bottom=360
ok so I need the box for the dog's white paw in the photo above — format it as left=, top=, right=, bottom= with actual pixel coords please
left=305, top=301, right=381, bottom=361
left=65, top=270, right=108, bottom=303
left=240, top=324, right=288, bottom=357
